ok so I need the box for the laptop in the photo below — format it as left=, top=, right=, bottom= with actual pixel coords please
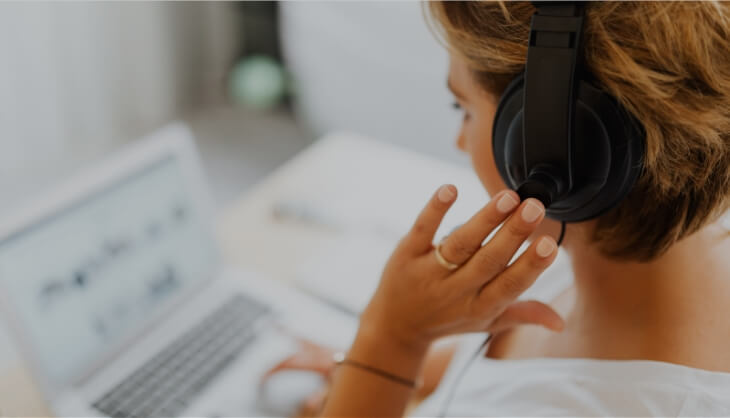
left=0, top=123, right=356, bottom=416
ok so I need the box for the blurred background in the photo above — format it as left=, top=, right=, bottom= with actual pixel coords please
left=0, top=0, right=469, bottom=392
left=0, top=1, right=464, bottom=213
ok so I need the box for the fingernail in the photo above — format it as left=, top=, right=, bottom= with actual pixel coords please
left=521, top=200, right=543, bottom=223
left=536, top=237, right=556, bottom=258
left=496, top=192, right=519, bottom=213
left=437, top=184, right=456, bottom=203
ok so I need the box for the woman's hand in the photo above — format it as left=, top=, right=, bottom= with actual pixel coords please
left=261, top=339, right=334, bottom=417
left=359, top=185, right=563, bottom=353
left=263, top=339, right=338, bottom=380
left=322, top=186, right=563, bottom=416
left=261, top=338, right=460, bottom=416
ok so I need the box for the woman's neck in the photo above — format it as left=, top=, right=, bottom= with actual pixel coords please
left=557, top=222, right=730, bottom=370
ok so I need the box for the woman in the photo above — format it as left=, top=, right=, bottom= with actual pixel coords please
left=267, top=2, right=730, bottom=416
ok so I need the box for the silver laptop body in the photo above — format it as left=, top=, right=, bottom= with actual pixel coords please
left=0, top=123, right=355, bottom=416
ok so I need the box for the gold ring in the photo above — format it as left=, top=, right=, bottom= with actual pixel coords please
left=434, top=242, right=460, bottom=271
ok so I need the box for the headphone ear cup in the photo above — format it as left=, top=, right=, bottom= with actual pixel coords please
left=565, top=82, right=645, bottom=221
left=493, top=75, right=645, bottom=222
left=493, top=75, right=527, bottom=191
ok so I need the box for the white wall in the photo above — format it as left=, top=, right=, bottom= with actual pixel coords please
left=0, top=1, right=241, bottom=375
left=279, top=1, right=468, bottom=164
left=0, top=2, right=241, bottom=213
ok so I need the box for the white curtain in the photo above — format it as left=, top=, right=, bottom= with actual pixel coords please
left=0, top=2, right=241, bottom=212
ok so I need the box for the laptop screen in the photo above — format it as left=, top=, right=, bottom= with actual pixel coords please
left=0, top=154, right=217, bottom=385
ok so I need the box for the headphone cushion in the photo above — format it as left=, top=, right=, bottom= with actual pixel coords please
left=493, top=74, right=644, bottom=222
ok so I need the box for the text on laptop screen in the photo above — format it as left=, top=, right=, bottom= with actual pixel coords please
left=0, top=156, right=217, bottom=384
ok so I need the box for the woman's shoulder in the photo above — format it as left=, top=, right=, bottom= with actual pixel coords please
left=486, top=283, right=575, bottom=360
left=416, top=355, right=730, bottom=416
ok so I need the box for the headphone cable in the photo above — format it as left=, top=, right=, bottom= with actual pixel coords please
left=438, top=221, right=566, bottom=415
left=557, top=221, right=567, bottom=247
left=438, top=334, right=494, bottom=417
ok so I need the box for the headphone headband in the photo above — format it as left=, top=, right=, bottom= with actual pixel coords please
left=521, top=2, right=585, bottom=204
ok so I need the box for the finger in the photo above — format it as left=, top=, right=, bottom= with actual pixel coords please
left=261, top=356, right=306, bottom=382
left=261, top=356, right=295, bottom=382
left=399, top=184, right=458, bottom=255
left=462, top=198, right=546, bottom=285
left=300, top=387, right=329, bottom=417
left=487, top=300, right=564, bottom=335
left=479, top=235, right=558, bottom=305
left=438, top=189, right=520, bottom=266
left=261, top=351, right=334, bottom=382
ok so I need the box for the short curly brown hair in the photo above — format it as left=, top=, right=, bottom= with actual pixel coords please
left=428, top=1, right=730, bottom=261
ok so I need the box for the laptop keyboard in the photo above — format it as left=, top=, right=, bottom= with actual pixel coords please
left=92, top=294, right=270, bottom=418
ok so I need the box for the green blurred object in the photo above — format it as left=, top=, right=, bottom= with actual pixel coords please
left=229, top=55, right=288, bottom=110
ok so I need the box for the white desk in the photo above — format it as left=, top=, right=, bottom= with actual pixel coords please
left=216, top=132, right=487, bottom=309
left=0, top=132, right=486, bottom=416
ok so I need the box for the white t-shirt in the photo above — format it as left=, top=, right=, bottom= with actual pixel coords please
left=414, top=251, right=730, bottom=417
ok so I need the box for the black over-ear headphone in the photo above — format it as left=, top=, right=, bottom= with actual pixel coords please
left=492, top=2, right=645, bottom=223
left=441, top=4, right=646, bottom=414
